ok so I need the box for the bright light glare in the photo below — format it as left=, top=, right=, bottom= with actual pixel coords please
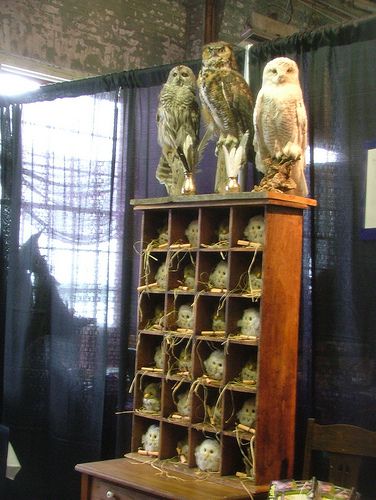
left=0, top=73, right=40, bottom=96
left=306, top=146, right=338, bottom=163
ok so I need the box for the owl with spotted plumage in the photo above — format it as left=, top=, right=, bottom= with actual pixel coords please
left=197, top=41, right=254, bottom=192
left=253, top=57, right=308, bottom=196
left=156, top=65, right=200, bottom=195
left=195, top=438, right=221, bottom=472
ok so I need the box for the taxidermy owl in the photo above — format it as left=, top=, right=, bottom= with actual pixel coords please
left=154, top=344, right=164, bottom=369
left=142, top=382, right=161, bottom=412
left=237, top=398, right=256, bottom=428
left=244, top=215, right=265, bottom=245
left=195, top=438, right=221, bottom=472
left=183, top=263, right=195, bottom=289
left=141, top=424, right=160, bottom=452
left=178, top=348, right=192, bottom=373
left=253, top=57, right=308, bottom=196
left=209, top=261, right=228, bottom=289
left=204, top=349, right=225, bottom=380
left=237, top=308, right=260, bottom=337
left=197, top=41, right=254, bottom=193
left=176, top=390, right=190, bottom=417
left=177, top=304, right=194, bottom=330
left=156, top=65, right=200, bottom=195
left=155, top=262, right=167, bottom=289
left=185, top=219, right=199, bottom=247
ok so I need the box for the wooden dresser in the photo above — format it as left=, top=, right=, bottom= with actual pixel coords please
left=75, top=456, right=269, bottom=499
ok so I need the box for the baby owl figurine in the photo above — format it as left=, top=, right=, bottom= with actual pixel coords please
left=212, top=308, right=225, bottom=331
left=176, top=390, right=190, bottom=417
left=185, top=219, right=199, bottom=247
left=153, top=344, right=164, bottom=369
left=209, top=261, right=228, bottom=289
left=183, top=263, right=195, bottom=289
left=178, top=348, right=192, bottom=373
left=142, top=382, right=161, bottom=412
left=176, top=304, right=194, bottom=330
left=195, top=438, right=221, bottom=472
left=240, top=358, right=257, bottom=384
left=243, top=215, right=265, bottom=245
left=237, top=398, right=256, bottom=428
left=203, top=349, right=225, bottom=380
left=141, top=424, right=160, bottom=452
left=155, top=262, right=168, bottom=289
left=237, top=308, right=260, bottom=337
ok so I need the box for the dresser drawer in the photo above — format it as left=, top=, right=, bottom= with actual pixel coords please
left=90, top=477, right=162, bottom=500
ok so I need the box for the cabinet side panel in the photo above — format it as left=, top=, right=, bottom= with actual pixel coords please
left=255, top=206, right=303, bottom=484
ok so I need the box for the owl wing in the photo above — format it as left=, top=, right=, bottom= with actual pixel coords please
left=253, top=89, right=270, bottom=173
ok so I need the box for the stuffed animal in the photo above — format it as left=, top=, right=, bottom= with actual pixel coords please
left=195, top=438, right=221, bottom=472
left=176, top=304, right=194, bottom=329
left=183, top=263, right=195, bottom=289
left=155, top=262, right=168, bottom=289
left=178, top=348, right=192, bottom=372
left=141, top=424, right=160, bottom=452
left=243, top=215, right=265, bottom=245
left=154, top=344, right=164, bottom=369
left=185, top=220, right=199, bottom=246
left=236, top=398, right=256, bottom=428
left=209, top=261, right=228, bottom=289
left=142, top=382, right=161, bottom=412
left=203, top=349, right=225, bottom=380
left=212, top=308, right=226, bottom=331
left=237, top=308, right=260, bottom=337
left=176, top=390, right=190, bottom=416
left=240, top=358, right=257, bottom=383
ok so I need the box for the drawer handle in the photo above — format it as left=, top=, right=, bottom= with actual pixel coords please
left=106, top=491, right=115, bottom=499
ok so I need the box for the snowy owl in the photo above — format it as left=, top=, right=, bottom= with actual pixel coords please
left=253, top=57, right=308, bottom=196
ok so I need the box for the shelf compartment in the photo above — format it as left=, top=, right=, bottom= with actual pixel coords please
left=168, top=251, right=197, bottom=292
left=197, top=252, right=229, bottom=292
left=223, top=390, right=257, bottom=433
left=142, top=211, right=169, bottom=249
left=170, top=209, right=200, bottom=248
left=165, top=335, right=193, bottom=379
left=195, top=295, right=226, bottom=337
left=191, top=429, right=222, bottom=472
left=139, top=252, right=169, bottom=290
left=230, top=206, right=265, bottom=249
left=159, top=422, right=190, bottom=463
left=134, top=373, right=162, bottom=417
left=221, top=434, right=255, bottom=477
left=191, top=384, right=222, bottom=431
left=137, top=293, right=165, bottom=332
left=224, top=343, right=258, bottom=387
left=226, top=296, right=261, bottom=340
left=194, top=340, right=225, bottom=384
left=135, top=333, right=165, bottom=373
left=228, top=251, right=263, bottom=295
left=131, top=415, right=161, bottom=456
left=199, top=207, right=230, bottom=249
left=163, top=379, right=191, bottom=422
left=165, top=294, right=195, bottom=334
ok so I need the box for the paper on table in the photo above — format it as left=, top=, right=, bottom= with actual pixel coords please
left=6, top=442, right=21, bottom=480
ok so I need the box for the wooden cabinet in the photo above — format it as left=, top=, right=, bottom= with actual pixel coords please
left=129, top=192, right=315, bottom=491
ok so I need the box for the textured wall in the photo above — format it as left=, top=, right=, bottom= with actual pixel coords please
left=0, top=0, right=189, bottom=77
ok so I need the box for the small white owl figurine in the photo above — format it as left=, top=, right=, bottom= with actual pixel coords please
left=204, top=349, right=225, bottom=380
left=237, top=398, right=256, bottom=428
left=176, top=304, right=194, bottom=329
left=244, top=215, right=265, bottom=245
left=154, top=345, right=164, bottom=369
left=195, top=438, right=221, bottom=472
left=176, top=390, right=190, bottom=417
left=155, top=262, right=167, bottom=289
left=207, top=402, right=222, bottom=426
left=141, top=424, right=160, bottom=452
left=217, top=220, right=229, bottom=243
left=142, top=382, right=161, bottom=412
left=237, top=308, right=260, bottom=337
left=240, top=359, right=257, bottom=383
left=248, top=263, right=262, bottom=291
left=157, top=224, right=169, bottom=245
left=209, top=261, right=228, bottom=289
left=177, top=438, right=189, bottom=462
left=185, top=220, right=199, bottom=247
left=253, top=57, right=308, bottom=196
left=183, top=263, right=195, bottom=289
left=178, top=348, right=192, bottom=373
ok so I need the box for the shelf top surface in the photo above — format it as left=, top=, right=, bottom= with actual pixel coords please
left=131, top=191, right=317, bottom=210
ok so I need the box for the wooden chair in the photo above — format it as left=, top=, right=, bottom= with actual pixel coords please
left=302, top=418, right=376, bottom=491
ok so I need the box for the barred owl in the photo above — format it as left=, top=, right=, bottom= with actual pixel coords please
left=156, top=65, right=200, bottom=195
left=197, top=41, right=254, bottom=192
left=253, top=57, right=308, bottom=196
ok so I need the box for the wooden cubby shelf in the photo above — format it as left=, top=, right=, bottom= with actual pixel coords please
left=131, top=192, right=316, bottom=491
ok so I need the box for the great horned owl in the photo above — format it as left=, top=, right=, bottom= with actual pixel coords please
left=156, top=65, right=200, bottom=195
left=195, top=438, right=221, bottom=472
left=253, top=57, right=308, bottom=196
left=197, top=41, right=254, bottom=192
